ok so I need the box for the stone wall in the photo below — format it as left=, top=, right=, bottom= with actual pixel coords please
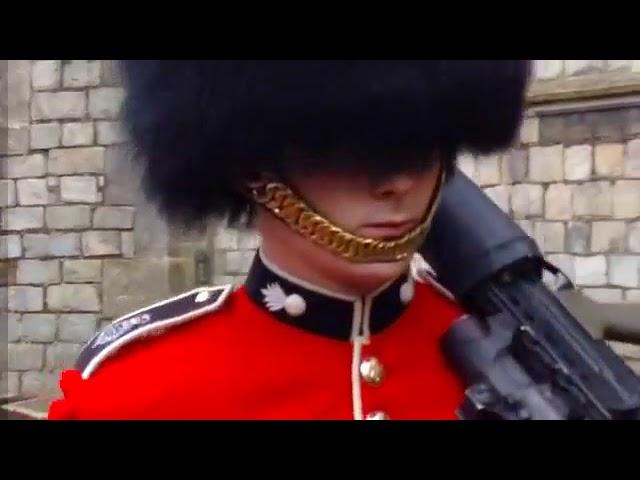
left=1, top=60, right=204, bottom=400
left=2, top=60, right=640, bottom=402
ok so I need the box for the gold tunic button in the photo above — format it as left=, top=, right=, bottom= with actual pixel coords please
left=359, top=357, right=385, bottom=386
left=365, top=411, right=390, bottom=420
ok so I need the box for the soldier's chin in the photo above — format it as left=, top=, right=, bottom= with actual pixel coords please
left=337, top=256, right=411, bottom=294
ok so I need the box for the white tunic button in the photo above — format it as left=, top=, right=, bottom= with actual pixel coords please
left=284, top=294, right=306, bottom=317
left=365, top=411, right=390, bottom=420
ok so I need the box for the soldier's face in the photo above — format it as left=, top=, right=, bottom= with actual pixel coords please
left=256, top=155, right=442, bottom=295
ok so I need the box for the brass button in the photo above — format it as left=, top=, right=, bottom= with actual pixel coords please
left=365, top=411, right=390, bottom=420
left=359, top=357, right=385, bottom=386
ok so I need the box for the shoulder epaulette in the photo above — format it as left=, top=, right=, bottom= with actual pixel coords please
left=76, top=284, right=233, bottom=379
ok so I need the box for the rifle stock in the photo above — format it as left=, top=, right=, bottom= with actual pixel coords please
left=421, top=168, right=640, bottom=420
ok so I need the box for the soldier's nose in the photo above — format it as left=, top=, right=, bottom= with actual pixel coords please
left=370, top=174, right=415, bottom=199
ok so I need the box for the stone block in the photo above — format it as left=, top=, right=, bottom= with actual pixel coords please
left=62, top=60, right=101, bottom=88
left=62, top=122, right=95, bottom=147
left=58, top=314, right=98, bottom=342
left=88, top=87, right=125, bottom=119
left=0, top=235, right=22, bottom=259
left=4, top=127, right=30, bottom=155
left=591, top=221, right=627, bottom=253
left=545, top=184, right=573, bottom=220
left=47, top=284, right=100, bottom=312
left=16, top=179, right=48, bottom=205
left=100, top=60, right=122, bottom=86
left=612, top=181, right=640, bottom=218
left=8, top=313, right=20, bottom=342
left=529, top=145, right=564, bottom=182
left=49, top=147, right=105, bottom=175
left=96, top=121, right=127, bottom=145
left=8, top=286, right=44, bottom=311
left=43, top=233, right=81, bottom=258
left=625, top=139, right=640, bottom=178
left=59, top=176, right=99, bottom=203
left=573, top=181, right=612, bottom=217
left=570, top=220, right=593, bottom=257
left=475, top=155, right=501, bottom=186
left=31, top=92, right=86, bottom=120
left=628, top=222, right=640, bottom=253
left=63, top=260, right=102, bottom=283
left=593, top=110, right=626, bottom=143
left=30, top=122, right=61, bottom=150
left=3, top=154, right=46, bottom=178
left=608, top=255, right=640, bottom=288
left=93, top=206, right=135, bottom=229
left=539, top=116, right=565, bottom=145
left=2, top=207, right=44, bottom=230
left=520, top=117, right=539, bottom=145
left=564, top=145, right=592, bottom=181
left=574, top=255, right=608, bottom=286
left=21, top=314, right=57, bottom=342
left=45, top=206, right=91, bottom=229
left=16, top=260, right=60, bottom=285
left=501, top=150, right=527, bottom=184
left=563, top=113, right=593, bottom=145
left=594, top=143, right=625, bottom=177
left=533, top=222, right=565, bottom=253
left=82, top=231, right=121, bottom=256
left=8, top=60, right=31, bottom=127
left=32, top=60, right=61, bottom=90
left=511, top=184, right=543, bottom=219
left=8, top=344, right=44, bottom=371
left=1, top=180, right=16, bottom=207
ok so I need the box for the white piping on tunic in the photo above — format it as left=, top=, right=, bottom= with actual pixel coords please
left=350, top=299, right=365, bottom=420
left=349, top=277, right=396, bottom=420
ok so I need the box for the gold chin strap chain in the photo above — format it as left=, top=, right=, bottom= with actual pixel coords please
left=249, top=166, right=446, bottom=263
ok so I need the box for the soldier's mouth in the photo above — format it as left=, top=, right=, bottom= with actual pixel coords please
left=359, top=220, right=418, bottom=239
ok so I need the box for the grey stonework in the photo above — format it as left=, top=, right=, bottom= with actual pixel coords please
left=49, top=147, right=105, bottom=175
left=63, top=260, right=102, bottom=283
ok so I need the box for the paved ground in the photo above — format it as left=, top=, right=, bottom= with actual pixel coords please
left=1, top=396, right=49, bottom=420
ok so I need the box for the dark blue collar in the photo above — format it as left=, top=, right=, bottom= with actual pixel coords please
left=244, top=250, right=416, bottom=341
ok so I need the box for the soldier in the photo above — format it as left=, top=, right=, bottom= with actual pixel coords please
left=48, top=60, right=531, bottom=420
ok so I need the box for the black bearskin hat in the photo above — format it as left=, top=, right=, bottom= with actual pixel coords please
left=119, top=60, right=532, bottom=227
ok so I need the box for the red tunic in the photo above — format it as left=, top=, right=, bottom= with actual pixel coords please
left=48, top=252, right=466, bottom=420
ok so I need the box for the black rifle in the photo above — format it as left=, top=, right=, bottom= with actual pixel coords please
left=420, top=168, right=640, bottom=420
